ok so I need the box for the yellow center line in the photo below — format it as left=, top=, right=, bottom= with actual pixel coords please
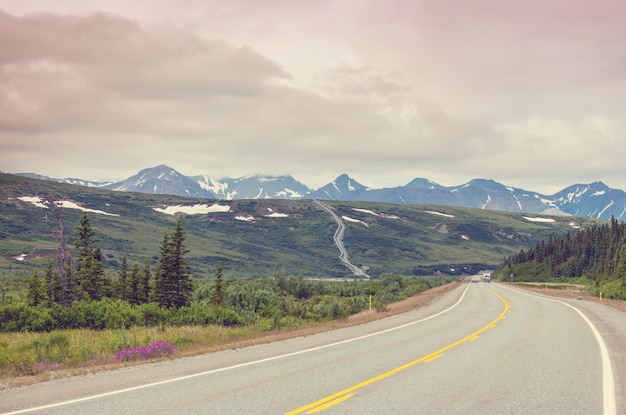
left=424, top=354, right=443, bottom=363
left=285, top=288, right=510, bottom=415
left=306, top=393, right=355, bottom=414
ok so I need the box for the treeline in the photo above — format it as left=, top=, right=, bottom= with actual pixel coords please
left=1, top=212, right=453, bottom=332
left=500, top=216, right=626, bottom=299
left=25, top=212, right=193, bottom=309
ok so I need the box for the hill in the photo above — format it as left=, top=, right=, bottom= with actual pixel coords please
left=0, top=173, right=605, bottom=279
left=15, top=165, right=626, bottom=221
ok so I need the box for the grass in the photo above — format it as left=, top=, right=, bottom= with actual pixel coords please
left=0, top=280, right=463, bottom=390
left=0, top=324, right=260, bottom=389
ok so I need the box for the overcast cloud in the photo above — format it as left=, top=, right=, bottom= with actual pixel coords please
left=0, top=0, right=624, bottom=193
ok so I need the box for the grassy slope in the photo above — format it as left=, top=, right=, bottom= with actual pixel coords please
left=0, top=173, right=605, bottom=279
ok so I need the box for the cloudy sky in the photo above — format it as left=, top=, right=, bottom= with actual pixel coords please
left=1, top=0, right=624, bottom=193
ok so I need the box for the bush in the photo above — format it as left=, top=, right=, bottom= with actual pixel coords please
left=171, top=304, right=243, bottom=327
left=0, top=303, right=55, bottom=332
left=599, top=280, right=626, bottom=300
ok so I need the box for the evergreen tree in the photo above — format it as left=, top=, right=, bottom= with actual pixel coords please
left=211, top=262, right=224, bottom=306
left=74, top=213, right=97, bottom=258
left=74, top=213, right=105, bottom=301
left=64, top=260, right=83, bottom=304
left=170, top=218, right=193, bottom=308
left=505, top=218, right=626, bottom=289
left=152, top=218, right=193, bottom=308
left=78, top=247, right=105, bottom=301
left=127, top=262, right=141, bottom=305
left=44, top=259, right=63, bottom=305
left=26, top=271, right=48, bottom=306
left=152, top=231, right=172, bottom=307
left=139, top=259, right=152, bottom=304
left=116, top=255, right=129, bottom=301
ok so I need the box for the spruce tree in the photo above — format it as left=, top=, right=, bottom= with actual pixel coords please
left=116, top=255, right=129, bottom=301
left=153, top=219, right=193, bottom=308
left=153, top=231, right=172, bottom=307
left=170, top=218, right=192, bottom=308
left=74, top=213, right=105, bottom=301
left=44, top=259, right=63, bottom=305
left=127, top=262, right=141, bottom=305
left=211, top=262, right=224, bottom=306
left=79, top=247, right=105, bottom=301
left=139, top=259, right=152, bottom=304
left=75, top=213, right=97, bottom=259
left=26, top=271, right=48, bottom=306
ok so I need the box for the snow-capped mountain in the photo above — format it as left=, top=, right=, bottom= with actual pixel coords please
left=13, top=166, right=626, bottom=220
left=550, top=182, right=626, bottom=220
left=103, top=165, right=216, bottom=198
left=193, top=174, right=311, bottom=199
left=307, top=174, right=369, bottom=200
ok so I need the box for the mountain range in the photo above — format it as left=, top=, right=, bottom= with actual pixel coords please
left=15, top=164, right=626, bottom=221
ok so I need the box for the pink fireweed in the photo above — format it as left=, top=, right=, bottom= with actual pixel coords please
left=115, top=340, right=177, bottom=361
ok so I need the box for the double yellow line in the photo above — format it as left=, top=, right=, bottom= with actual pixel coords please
left=285, top=289, right=510, bottom=414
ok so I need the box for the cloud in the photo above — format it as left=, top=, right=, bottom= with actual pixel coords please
left=0, top=11, right=289, bottom=135
left=0, top=2, right=625, bottom=194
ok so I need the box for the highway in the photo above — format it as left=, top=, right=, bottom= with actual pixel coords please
left=1, top=279, right=624, bottom=415
left=313, top=200, right=371, bottom=278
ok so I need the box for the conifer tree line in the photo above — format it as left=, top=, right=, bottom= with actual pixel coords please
left=26, top=212, right=193, bottom=309
left=501, top=216, right=626, bottom=298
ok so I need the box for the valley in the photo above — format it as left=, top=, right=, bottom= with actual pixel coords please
left=0, top=173, right=605, bottom=279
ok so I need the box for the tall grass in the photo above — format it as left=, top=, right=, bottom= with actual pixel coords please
left=0, top=324, right=257, bottom=385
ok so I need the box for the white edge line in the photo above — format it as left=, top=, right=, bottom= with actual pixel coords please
left=2, top=282, right=473, bottom=415
left=501, top=285, right=617, bottom=415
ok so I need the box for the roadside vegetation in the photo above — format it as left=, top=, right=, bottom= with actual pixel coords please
left=0, top=212, right=454, bottom=385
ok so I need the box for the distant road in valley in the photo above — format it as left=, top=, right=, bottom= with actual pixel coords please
left=313, top=199, right=371, bottom=278
left=2, top=280, right=624, bottom=415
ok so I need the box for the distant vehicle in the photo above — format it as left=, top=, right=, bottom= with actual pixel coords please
left=482, top=274, right=491, bottom=283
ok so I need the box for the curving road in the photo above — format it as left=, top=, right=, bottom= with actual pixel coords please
left=1, top=279, right=624, bottom=414
left=313, top=199, right=371, bottom=278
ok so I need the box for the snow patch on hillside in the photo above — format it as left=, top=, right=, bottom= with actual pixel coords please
left=342, top=215, right=369, bottom=227
left=153, top=203, right=230, bottom=215
left=523, top=216, right=555, bottom=223
left=235, top=215, right=255, bottom=222
left=425, top=210, right=456, bottom=218
left=17, top=196, right=119, bottom=216
left=265, top=212, right=289, bottom=218
left=17, top=196, right=48, bottom=208
left=352, top=208, right=401, bottom=219
left=12, top=253, right=28, bottom=262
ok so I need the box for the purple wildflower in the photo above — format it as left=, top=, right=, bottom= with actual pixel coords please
left=115, top=340, right=177, bottom=362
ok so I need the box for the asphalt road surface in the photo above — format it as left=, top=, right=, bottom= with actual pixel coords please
left=2, top=279, right=624, bottom=415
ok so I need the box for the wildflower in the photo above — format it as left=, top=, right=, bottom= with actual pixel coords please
left=115, top=340, right=176, bottom=361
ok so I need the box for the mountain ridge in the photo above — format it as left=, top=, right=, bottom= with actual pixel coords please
left=13, top=165, right=626, bottom=221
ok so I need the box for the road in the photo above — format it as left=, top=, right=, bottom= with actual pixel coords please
left=2, top=279, right=624, bottom=415
left=313, top=200, right=371, bottom=278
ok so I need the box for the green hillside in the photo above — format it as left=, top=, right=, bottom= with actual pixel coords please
left=0, top=173, right=605, bottom=279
